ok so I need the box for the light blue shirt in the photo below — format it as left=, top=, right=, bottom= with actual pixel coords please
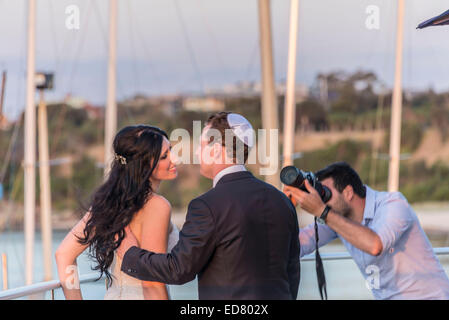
left=300, top=186, right=449, bottom=300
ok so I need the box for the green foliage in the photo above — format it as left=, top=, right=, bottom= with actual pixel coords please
left=3, top=70, right=449, bottom=213
left=294, top=140, right=370, bottom=173
left=317, top=70, right=379, bottom=114
left=223, top=97, right=262, bottom=130
left=71, top=155, right=103, bottom=207
left=430, top=106, right=449, bottom=140
left=400, top=162, right=449, bottom=202
left=293, top=99, right=328, bottom=130
left=382, top=122, right=424, bottom=154
left=295, top=139, right=449, bottom=203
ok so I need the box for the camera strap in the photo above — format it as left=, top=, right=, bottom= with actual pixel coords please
left=314, top=217, right=328, bottom=300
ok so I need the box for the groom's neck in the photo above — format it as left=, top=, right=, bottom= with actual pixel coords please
left=211, top=163, right=238, bottom=180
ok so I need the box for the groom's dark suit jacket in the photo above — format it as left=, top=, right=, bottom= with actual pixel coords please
left=121, top=171, right=300, bottom=300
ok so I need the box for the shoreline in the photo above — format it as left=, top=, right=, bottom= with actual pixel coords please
left=2, top=202, right=449, bottom=238
left=0, top=203, right=189, bottom=232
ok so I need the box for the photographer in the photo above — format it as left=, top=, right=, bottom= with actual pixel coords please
left=284, top=162, right=449, bottom=300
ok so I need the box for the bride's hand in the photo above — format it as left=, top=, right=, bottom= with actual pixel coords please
left=117, top=226, right=139, bottom=259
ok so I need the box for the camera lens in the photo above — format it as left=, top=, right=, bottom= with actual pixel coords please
left=280, top=166, right=304, bottom=188
left=280, top=166, right=332, bottom=202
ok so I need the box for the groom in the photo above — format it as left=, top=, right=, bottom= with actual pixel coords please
left=117, top=112, right=300, bottom=300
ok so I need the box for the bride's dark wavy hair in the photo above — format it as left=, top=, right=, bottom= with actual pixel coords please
left=77, top=125, right=168, bottom=286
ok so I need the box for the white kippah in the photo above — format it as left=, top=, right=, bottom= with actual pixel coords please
left=227, top=113, right=255, bottom=148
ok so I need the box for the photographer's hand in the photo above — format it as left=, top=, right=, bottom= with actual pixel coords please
left=283, top=185, right=298, bottom=207
left=287, top=180, right=326, bottom=217
left=289, top=181, right=383, bottom=256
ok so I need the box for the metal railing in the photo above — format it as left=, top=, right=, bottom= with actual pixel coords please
left=0, top=273, right=104, bottom=300
left=301, top=247, right=449, bottom=261
left=1, top=247, right=449, bottom=300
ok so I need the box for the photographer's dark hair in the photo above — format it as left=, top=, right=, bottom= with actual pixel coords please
left=77, top=125, right=168, bottom=286
left=206, top=111, right=250, bottom=163
left=316, top=162, right=366, bottom=198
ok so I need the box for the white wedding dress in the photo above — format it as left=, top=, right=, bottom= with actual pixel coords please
left=104, top=222, right=180, bottom=300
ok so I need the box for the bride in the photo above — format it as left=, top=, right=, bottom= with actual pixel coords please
left=55, top=125, right=179, bottom=300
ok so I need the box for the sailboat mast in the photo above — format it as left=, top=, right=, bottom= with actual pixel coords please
left=24, top=0, right=37, bottom=286
left=0, top=71, right=6, bottom=120
left=282, top=0, right=299, bottom=168
left=258, top=0, right=280, bottom=187
left=38, top=88, right=53, bottom=282
left=104, top=0, right=118, bottom=177
left=388, top=0, right=405, bottom=192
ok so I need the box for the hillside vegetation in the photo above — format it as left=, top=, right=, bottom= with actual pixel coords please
left=1, top=70, right=449, bottom=217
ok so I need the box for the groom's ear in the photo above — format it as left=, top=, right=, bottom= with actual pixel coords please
left=212, top=142, right=223, bottom=162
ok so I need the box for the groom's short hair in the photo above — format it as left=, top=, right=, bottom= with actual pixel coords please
left=206, top=112, right=250, bottom=164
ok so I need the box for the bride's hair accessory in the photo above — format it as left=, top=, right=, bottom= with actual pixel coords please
left=114, top=153, right=127, bottom=165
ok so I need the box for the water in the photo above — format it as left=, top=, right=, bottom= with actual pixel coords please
left=1, top=231, right=449, bottom=300
left=0, top=231, right=198, bottom=300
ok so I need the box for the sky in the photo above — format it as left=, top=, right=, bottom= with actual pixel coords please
left=1, top=0, right=449, bottom=120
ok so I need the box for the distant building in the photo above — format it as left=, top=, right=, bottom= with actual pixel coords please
left=205, top=81, right=309, bottom=101
left=182, top=97, right=225, bottom=112
left=122, top=94, right=183, bottom=117
left=62, top=94, right=102, bottom=119
left=217, top=81, right=261, bottom=97
left=63, top=95, right=87, bottom=109
left=160, top=98, right=183, bottom=116
left=84, top=103, right=103, bottom=120
left=275, top=83, right=309, bottom=102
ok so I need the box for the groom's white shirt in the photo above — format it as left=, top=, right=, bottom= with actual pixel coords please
left=212, top=165, right=247, bottom=188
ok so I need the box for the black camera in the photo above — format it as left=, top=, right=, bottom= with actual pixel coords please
left=280, top=165, right=331, bottom=300
left=280, top=166, right=332, bottom=203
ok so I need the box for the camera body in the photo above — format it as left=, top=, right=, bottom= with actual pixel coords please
left=280, top=166, right=332, bottom=203
left=280, top=165, right=330, bottom=300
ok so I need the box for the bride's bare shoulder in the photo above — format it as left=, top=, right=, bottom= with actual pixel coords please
left=131, top=194, right=171, bottom=236
left=142, top=193, right=172, bottom=215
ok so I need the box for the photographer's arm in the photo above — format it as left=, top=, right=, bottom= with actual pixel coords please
left=324, top=210, right=382, bottom=256
left=285, top=181, right=383, bottom=256
left=299, top=222, right=338, bottom=257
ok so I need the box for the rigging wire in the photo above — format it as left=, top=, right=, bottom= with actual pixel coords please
left=50, top=0, right=95, bottom=154
left=47, top=0, right=68, bottom=155
left=47, top=0, right=60, bottom=73
left=0, top=0, right=28, bottom=277
left=172, top=0, right=204, bottom=93
left=406, top=1, right=413, bottom=93
left=91, top=0, right=135, bottom=124
left=131, top=2, right=162, bottom=87
left=243, top=38, right=260, bottom=83
left=195, top=0, right=230, bottom=83
left=0, top=118, right=21, bottom=184
left=91, top=0, right=126, bottom=98
left=126, top=1, right=141, bottom=95
left=52, top=3, right=73, bottom=75
left=65, top=0, right=95, bottom=94
left=369, top=0, right=396, bottom=191
left=91, top=0, right=109, bottom=52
